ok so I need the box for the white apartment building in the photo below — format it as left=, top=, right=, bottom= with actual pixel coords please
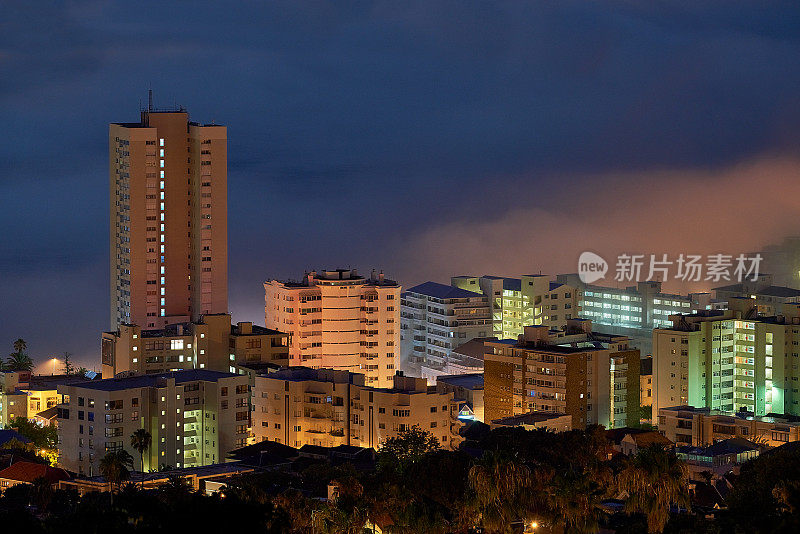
left=264, top=269, right=400, bottom=389
left=251, top=368, right=459, bottom=450
left=451, top=275, right=580, bottom=339
left=400, top=281, right=491, bottom=382
left=57, top=370, right=249, bottom=476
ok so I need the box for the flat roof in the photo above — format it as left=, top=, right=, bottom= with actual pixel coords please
left=405, top=281, right=484, bottom=299
left=436, top=373, right=484, bottom=390
left=62, top=369, right=238, bottom=392
left=492, top=411, right=569, bottom=425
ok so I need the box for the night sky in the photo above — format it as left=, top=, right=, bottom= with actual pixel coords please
left=3, top=1, right=800, bottom=370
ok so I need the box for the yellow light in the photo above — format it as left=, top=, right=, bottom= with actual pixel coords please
left=531, top=522, right=538, bottom=529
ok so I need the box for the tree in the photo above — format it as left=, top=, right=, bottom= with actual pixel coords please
left=6, top=351, right=34, bottom=372
left=99, top=449, right=134, bottom=505
left=469, top=450, right=542, bottom=533
left=62, top=352, right=74, bottom=375
left=75, top=366, right=89, bottom=377
left=617, top=445, right=689, bottom=533
left=377, top=425, right=440, bottom=475
left=7, top=416, right=58, bottom=454
left=130, top=428, right=152, bottom=488
left=13, top=338, right=27, bottom=354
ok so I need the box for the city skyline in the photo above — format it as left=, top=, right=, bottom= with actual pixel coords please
left=5, top=2, right=800, bottom=368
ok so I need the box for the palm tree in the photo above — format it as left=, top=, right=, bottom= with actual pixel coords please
left=13, top=338, right=27, bottom=354
left=547, top=465, right=606, bottom=533
left=618, top=445, right=689, bottom=534
left=130, top=428, right=152, bottom=488
left=5, top=351, right=34, bottom=372
left=469, top=450, right=539, bottom=533
left=99, top=449, right=134, bottom=505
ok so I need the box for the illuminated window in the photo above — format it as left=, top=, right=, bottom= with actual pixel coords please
left=170, top=340, right=184, bottom=350
left=159, top=138, right=164, bottom=147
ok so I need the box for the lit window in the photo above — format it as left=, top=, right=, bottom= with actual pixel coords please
left=159, top=149, right=164, bottom=157
left=160, top=160, right=164, bottom=168
left=159, top=138, right=164, bottom=147
left=160, top=309, right=165, bottom=316
left=171, top=340, right=184, bottom=350
left=132, top=358, right=138, bottom=363
left=132, top=346, right=138, bottom=351
left=200, top=333, right=205, bottom=339
left=229, top=354, right=235, bottom=361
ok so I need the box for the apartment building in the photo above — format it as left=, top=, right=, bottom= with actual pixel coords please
left=101, top=313, right=290, bottom=378
left=264, top=269, right=400, bottom=388
left=251, top=368, right=459, bottom=450
left=653, top=299, right=800, bottom=419
left=110, top=99, right=227, bottom=330
left=557, top=276, right=718, bottom=331
left=658, top=405, right=800, bottom=447
left=400, top=281, right=491, bottom=381
left=451, top=275, right=580, bottom=339
left=57, top=370, right=248, bottom=476
left=484, top=320, right=640, bottom=429
left=714, top=273, right=800, bottom=316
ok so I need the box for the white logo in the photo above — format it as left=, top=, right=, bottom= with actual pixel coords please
left=578, top=251, right=608, bottom=284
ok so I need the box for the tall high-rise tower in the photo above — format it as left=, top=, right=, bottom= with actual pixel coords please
left=110, top=98, right=227, bottom=329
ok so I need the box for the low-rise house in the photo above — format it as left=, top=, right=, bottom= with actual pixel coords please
left=57, top=462, right=253, bottom=495
left=619, top=430, right=673, bottom=456
left=0, top=461, right=70, bottom=493
left=676, top=438, right=761, bottom=468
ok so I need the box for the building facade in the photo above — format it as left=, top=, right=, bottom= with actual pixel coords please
left=483, top=321, right=640, bottom=429
left=251, top=368, right=459, bottom=450
left=714, top=273, right=800, bottom=317
left=57, top=370, right=248, bottom=475
left=658, top=405, right=800, bottom=447
left=400, top=281, right=491, bottom=381
left=653, top=299, right=800, bottom=419
left=101, top=313, right=289, bottom=378
left=451, top=275, right=580, bottom=339
left=110, top=103, right=227, bottom=330
left=264, top=269, right=400, bottom=388
left=435, top=373, right=485, bottom=423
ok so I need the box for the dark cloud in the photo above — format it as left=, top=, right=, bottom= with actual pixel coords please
left=2, top=1, right=800, bottom=366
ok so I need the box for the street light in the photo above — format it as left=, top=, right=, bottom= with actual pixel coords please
left=51, top=358, right=58, bottom=375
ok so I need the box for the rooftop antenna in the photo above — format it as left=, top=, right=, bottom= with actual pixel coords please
left=148, top=89, right=153, bottom=112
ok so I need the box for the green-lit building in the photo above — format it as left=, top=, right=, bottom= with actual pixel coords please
left=653, top=298, right=800, bottom=420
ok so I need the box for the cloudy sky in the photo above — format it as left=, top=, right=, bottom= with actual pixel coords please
left=3, top=1, right=800, bottom=369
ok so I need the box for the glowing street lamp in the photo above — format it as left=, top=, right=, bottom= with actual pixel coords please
left=51, top=357, right=58, bottom=375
